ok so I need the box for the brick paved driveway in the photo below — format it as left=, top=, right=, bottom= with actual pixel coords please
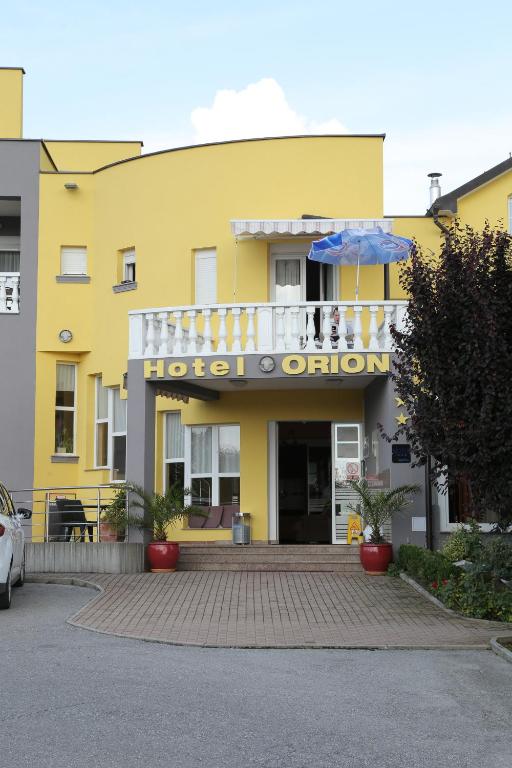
left=29, top=571, right=507, bottom=649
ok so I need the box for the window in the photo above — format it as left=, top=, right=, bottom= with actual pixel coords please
left=334, top=425, right=361, bottom=484
left=95, top=377, right=109, bottom=467
left=61, top=246, right=87, bottom=276
left=194, top=248, right=217, bottom=305
left=508, top=196, right=512, bottom=235
left=185, top=424, right=240, bottom=507
left=94, top=377, right=127, bottom=480
left=55, top=363, right=76, bottom=454
left=111, top=389, right=127, bottom=481
left=164, top=412, right=185, bottom=493
left=122, top=248, right=136, bottom=283
left=0, top=251, right=20, bottom=272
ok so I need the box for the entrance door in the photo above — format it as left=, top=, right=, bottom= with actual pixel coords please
left=278, top=422, right=331, bottom=544
left=332, top=423, right=363, bottom=543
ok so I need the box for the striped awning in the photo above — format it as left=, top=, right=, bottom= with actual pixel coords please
left=230, top=218, right=393, bottom=240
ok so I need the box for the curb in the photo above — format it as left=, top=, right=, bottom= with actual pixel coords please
left=399, top=572, right=511, bottom=628
left=490, top=637, right=512, bottom=664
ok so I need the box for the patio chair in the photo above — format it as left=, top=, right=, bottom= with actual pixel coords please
left=55, top=498, right=94, bottom=542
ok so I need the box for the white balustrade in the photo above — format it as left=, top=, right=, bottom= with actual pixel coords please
left=0, top=274, right=20, bottom=313
left=128, top=301, right=408, bottom=359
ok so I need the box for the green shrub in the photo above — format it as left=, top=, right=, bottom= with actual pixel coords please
left=441, top=519, right=482, bottom=563
left=438, top=571, right=512, bottom=622
left=397, top=544, right=455, bottom=586
left=476, top=538, right=512, bottom=581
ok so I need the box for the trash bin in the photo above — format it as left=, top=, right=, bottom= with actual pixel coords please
left=232, top=511, right=251, bottom=545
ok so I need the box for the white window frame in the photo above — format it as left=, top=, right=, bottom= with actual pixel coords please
left=110, top=388, right=127, bottom=483
left=55, top=363, right=77, bottom=455
left=163, top=412, right=185, bottom=491
left=122, top=248, right=136, bottom=283
left=94, top=376, right=109, bottom=469
left=93, top=378, right=126, bottom=480
left=183, top=424, right=240, bottom=507
left=436, top=472, right=495, bottom=533
left=270, top=243, right=340, bottom=302
left=194, top=247, right=217, bottom=305
left=60, top=246, right=88, bottom=276
left=508, top=196, right=512, bottom=236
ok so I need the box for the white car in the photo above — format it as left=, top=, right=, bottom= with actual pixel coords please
left=0, top=481, right=31, bottom=609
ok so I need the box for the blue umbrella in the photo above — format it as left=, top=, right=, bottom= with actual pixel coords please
left=308, top=226, right=412, bottom=300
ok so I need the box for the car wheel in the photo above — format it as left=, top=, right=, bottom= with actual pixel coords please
left=0, top=568, right=12, bottom=609
left=14, top=556, right=25, bottom=587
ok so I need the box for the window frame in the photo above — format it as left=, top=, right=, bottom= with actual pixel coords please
left=508, top=196, right=512, bottom=236
left=194, top=247, right=217, bottom=305
left=163, top=412, right=186, bottom=493
left=94, top=376, right=109, bottom=469
left=122, top=248, right=136, bottom=283
left=163, top=421, right=240, bottom=507
left=60, top=246, right=88, bottom=276
left=110, top=388, right=127, bottom=483
left=55, top=362, right=77, bottom=455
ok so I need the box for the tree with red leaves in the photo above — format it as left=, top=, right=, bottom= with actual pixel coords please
left=389, top=222, right=512, bottom=523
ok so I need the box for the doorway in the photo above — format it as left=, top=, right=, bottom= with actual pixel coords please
left=278, top=422, right=332, bottom=544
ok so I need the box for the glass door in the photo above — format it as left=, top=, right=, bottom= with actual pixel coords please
left=271, top=254, right=306, bottom=347
left=332, top=423, right=362, bottom=543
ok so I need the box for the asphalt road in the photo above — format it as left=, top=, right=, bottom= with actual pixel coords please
left=1, top=583, right=511, bottom=768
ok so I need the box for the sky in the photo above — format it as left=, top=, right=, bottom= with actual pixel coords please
left=2, top=0, right=512, bottom=213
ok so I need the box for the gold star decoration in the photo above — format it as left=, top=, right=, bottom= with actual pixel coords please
left=394, top=397, right=405, bottom=408
left=395, top=412, right=409, bottom=425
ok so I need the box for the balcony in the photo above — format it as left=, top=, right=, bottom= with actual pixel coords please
left=0, top=273, right=20, bottom=313
left=129, top=300, right=408, bottom=359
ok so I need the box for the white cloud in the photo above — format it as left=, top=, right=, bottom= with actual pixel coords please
left=190, top=78, right=347, bottom=142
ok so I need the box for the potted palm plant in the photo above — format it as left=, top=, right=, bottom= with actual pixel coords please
left=348, top=479, right=419, bottom=574
left=127, top=483, right=204, bottom=572
left=100, top=485, right=127, bottom=542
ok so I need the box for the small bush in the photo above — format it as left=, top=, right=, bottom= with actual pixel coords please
left=476, top=538, right=512, bottom=581
left=437, top=571, right=512, bottom=622
left=397, top=545, right=456, bottom=585
left=441, top=519, right=482, bottom=563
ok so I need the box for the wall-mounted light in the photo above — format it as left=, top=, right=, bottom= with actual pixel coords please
left=229, top=379, right=248, bottom=388
left=64, top=182, right=79, bottom=191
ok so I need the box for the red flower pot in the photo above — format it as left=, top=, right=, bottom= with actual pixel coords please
left=360, top=543, right=393, bottom=575
left=147, top=541, right=180, bottom=572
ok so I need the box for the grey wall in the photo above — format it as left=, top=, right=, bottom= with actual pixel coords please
left=0, top=141, right=41, bottom=494
left=364, top=377, right=427, bottom=552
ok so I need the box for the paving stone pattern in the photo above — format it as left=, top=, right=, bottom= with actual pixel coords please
left=38, top=571, right=507, bottom=649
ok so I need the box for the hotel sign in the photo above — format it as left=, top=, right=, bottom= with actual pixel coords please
left=144, top=353, right=390, bottom=381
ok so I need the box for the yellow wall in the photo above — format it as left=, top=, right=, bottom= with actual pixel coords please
left=456, top=169, right=512, bottom=230
left=0, top=68, right=23, bottom=138
left=43, top=141, right=142, bottom=171
left=37, top=134, right=510, bottom=542
left=35, top=136, right=386, bottom=535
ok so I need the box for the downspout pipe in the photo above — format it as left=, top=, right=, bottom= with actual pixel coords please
left=431, top=205, right=451, bottom=238
left=425, top=455, right=434, bottom=550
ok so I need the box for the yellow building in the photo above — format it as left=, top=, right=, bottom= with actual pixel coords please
left=1, top=67, right=511, bottom=553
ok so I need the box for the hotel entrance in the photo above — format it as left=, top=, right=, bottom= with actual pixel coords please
left=277, top=422, right=332, bottom=544
left=274, top=421, right=363, bottom=544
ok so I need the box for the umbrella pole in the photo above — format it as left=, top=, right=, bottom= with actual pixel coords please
left=355, top=255, right=360, bottom=302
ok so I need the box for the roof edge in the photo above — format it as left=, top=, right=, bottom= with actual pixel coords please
left=0, top=67, right=25, bottom=74
left=430, top=156, right=512, bottom=215
left=93, top=133, right=386, bottom=174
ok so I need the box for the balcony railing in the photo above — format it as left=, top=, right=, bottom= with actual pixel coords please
left=0, top=273, right=20, bottom=313
left=129, top=301, right=408, bottom=359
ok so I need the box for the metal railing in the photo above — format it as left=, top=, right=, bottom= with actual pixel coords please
left=8, top=485, right=130, bottom=543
